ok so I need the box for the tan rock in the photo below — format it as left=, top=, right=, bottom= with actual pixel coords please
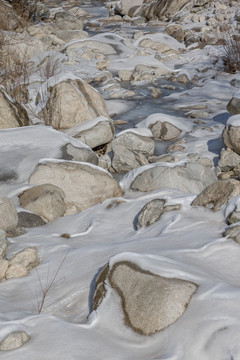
left=0, top=88, right=29, bottom=129
left=44, top=79, right=109, bottom=129
left=29, top=161, right=123, bottom=215
left=19, top=184, right=66, bottom=222
left=92, top=260, right=197, bottom=335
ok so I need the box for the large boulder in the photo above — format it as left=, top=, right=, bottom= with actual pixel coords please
left=0, top=197, right=18, bottom=232
left=191, top=179, right=240, bottom=211
left=130, top=163, right=217, bottom=194
left=29, top=160, right=123, bottom=215
left=18, top=184, right=67, bottom=222
left=222, top=115, right=240, bottom=155
left=0, top=88, right=29, bottom=129
left=43, top=79, right=109, bottom=129
left=91, top=259, right=197, bottom=335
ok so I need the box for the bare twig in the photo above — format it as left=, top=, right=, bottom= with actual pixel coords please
left=35, top=249, right=70, bottom=314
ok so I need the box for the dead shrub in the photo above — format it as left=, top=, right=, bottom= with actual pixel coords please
left=0, top=31, right=32, bottom=103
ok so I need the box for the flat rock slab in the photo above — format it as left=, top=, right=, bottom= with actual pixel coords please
left=91, top=260, right=197, bottom=335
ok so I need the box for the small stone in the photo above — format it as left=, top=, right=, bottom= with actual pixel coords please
left=137, top=199, right=166, bottom=229
left=0, top=331, right=30, bottom=351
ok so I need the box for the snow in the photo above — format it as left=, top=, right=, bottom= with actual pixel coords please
left=226, top=114, right=240, bottom=127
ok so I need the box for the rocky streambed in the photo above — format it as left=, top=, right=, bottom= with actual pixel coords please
left=0, top=0, right=240, bottom=358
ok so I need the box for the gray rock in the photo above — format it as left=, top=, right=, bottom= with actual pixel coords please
left=18, top=211, right=46, bottom=228
left=218, top=149, right=240, bottom=172
left=0, top=331, right=30, bottom=351
left=222, top=121, right=240, bottom=155
left=18, top=184, right=67, bottom=222
left=29, top=161, right=123, bottom=215
left=137, top=199, right=166, bottom=229
left=112, top=144, right=148, bottom=173
left=0, top=198, right=18, bottom=232
left=137, top=199, right=181, bottom=229
left=191, top=179, right=240, bottom=211
left=112, top=131, right=154, bottom=157
left=91, top=260, right=197, bottom=335
left=149, top=121, right=181, bottom=140
left=227, top=94, right=240, bottom=115
left=61, top=143, right=99, bottom=165
left=131, top=163, right=217, bottom=194
left=224, top=224, right=240, bottom=243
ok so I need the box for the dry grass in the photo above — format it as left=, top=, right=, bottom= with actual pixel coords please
left=0, top=31, right=32, bottom=102
left=35, top=249, right=70, bottom=314
left=220, top=34, right=240, bottom=74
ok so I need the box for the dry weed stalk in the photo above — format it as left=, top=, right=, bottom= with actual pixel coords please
left=35, top=249, right=70, bottom=314
left=220, top=34, right=240, bottom=74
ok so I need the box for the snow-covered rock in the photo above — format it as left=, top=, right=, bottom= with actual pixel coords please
left=29, top=160, right=123, bottom=214
left=222, top=115, right=240, bottom=155
left=65, top=116, right=114, bottom=149
left=226, top=91, right=240, bottom=115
